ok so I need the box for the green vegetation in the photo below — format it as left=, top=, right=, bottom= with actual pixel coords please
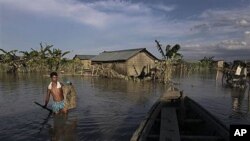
left=155, top=40, right=183, bottom=62
left=0, top=49, right=20, bottom=73
left=0, top=43, right=74, bottom=73
left=154, top=40, right=217, bottom=83
left=154, top=40, right=184, bottom=83
left=1, top=41, right=218, bottom=78
left=199, top=56, right=215, bottom=68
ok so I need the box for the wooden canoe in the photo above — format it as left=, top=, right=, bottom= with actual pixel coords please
left=131, top=91, right=229, bottom=141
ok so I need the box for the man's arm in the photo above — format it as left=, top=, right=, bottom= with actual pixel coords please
left=44, top=89, right=51, bottom=107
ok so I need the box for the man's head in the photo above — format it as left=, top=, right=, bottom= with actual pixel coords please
left=50, top=72, right=58, bottom=82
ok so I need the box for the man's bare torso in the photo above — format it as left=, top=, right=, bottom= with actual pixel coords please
left=50, top=82, right=64, bottom=102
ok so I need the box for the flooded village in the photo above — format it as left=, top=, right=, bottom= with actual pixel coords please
left=1, top=42, right=250, bottom=85
left=1, top=0, right=250, bottom=141
left=1, top=41, right=250, bottom=141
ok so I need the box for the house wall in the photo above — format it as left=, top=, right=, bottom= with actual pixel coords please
left=126, top=52, right=156, bottom=76
left=95, top=62, right=127, bottom=75
left=91, top=51, right=157, bottom=76
left=112, top=62, right=127, bottom=75
left=81, top=60, right=92, bottom=70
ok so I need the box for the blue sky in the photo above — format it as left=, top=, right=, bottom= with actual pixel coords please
left=1, top=0, right=250, bottom=60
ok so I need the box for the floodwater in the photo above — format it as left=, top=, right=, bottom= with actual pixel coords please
left=0, top=71, right=250, bottom=141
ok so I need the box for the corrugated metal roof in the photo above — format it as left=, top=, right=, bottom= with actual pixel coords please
left=92, top=48, right=154, bottom=62
left=73, top=55, right=96, bottom=60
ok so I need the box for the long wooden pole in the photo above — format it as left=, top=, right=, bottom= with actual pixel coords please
left=34, top=101, right=53, bottom=113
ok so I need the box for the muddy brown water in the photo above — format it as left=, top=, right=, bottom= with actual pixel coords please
left=0, top=71, right=249, bottom=141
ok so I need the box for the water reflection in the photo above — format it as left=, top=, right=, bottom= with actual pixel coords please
left=216, top=70, right=223, bottom=86
left=228, top=82, right=250, bottom=120
left=82, top=77, right=165, bottom=104
left=216, top=70, right=250, bottom=118
left=230, top=88, right=246, bottom=116
left=49, top=115, right=78, bottom=141
left=38, top=112, right=52, bottom=134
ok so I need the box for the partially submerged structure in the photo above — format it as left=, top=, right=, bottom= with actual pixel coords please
left=73, top=55, right=96, bottom=70
left=221, top=60, right=249, bottom=88
left=91, top=48, right=159, bottom=76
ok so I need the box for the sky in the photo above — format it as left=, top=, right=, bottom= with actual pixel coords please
left=1, top=0, right=250, bottom=60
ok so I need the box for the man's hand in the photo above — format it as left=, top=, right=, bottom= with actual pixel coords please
left=43, top=104, right=47, bottom=108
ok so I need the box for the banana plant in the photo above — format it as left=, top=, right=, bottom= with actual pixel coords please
left=47, top=48, right=70, bottom=71
left=155, top=40, right=183, bottom=61
left=0, top=49, right=20, bottom=73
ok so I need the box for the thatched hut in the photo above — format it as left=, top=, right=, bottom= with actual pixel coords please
left=91, top=48, right=159, bottom=76
left=73, top=55, right=96, bottom=70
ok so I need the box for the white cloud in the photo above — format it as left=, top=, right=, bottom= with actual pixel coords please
left=237, top=19, right=249, bottom=26
left=181, top=5, right=250, bottom=59
left=245, top=31, right=250, bottom=35
left=152, top=5, right=176, bottom=12
left=1, top=0, right=250, bottom=60
left=86, top=0, right=152, bottom=14
left=0, top=0, right=183, bottom=37
left=0, top=0, right=110, bottom=27
left=217, top=40, right=248, bottom=50
left=192, top=6, right=250, bottom=35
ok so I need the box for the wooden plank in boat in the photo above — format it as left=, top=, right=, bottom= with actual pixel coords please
left=130, top=101, right=162, bottom=141
left=185, top=97, right=229, bottom=141
left=139, top=102, right=163, bottom=141
left=161, top=91, right=181, bottom=101
left=160, top=107, right=180, bottom=141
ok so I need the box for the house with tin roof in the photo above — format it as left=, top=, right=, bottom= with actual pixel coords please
left=91, top=48, right=159, bottom=76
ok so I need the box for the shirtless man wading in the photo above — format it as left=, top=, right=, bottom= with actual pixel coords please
left=44, top=72, right=67, bottom=114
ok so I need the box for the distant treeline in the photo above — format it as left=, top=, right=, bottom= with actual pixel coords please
left=0, top=43, right=82, bottom=73
left=0, top=42, right=217, bottom=74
